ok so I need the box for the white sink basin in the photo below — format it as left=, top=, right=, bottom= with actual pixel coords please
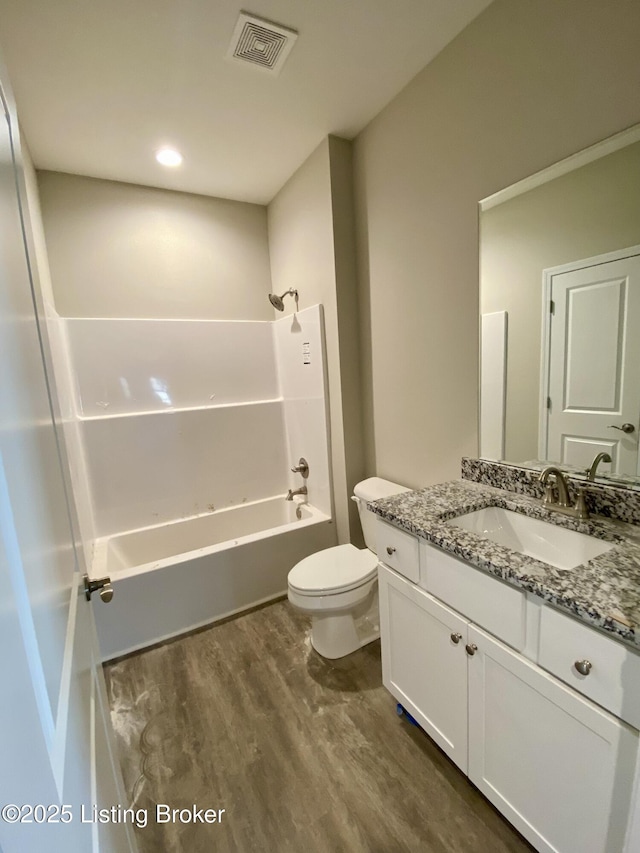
left=445, top=506, right=614, bottom=570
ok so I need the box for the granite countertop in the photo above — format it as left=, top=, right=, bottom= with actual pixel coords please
left=369, top=479, right=640, bottom=651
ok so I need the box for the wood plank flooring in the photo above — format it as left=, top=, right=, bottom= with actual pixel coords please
left=104, top=599, right=534, bottom=853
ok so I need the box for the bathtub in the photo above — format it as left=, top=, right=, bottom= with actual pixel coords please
left=91, top=497, right=335, bottom=660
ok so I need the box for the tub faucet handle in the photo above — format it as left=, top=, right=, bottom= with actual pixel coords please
left=290, top=457, right=309, bottom=478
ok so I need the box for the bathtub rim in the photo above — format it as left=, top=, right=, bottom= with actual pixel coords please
left=91, top=496, right=330, bottom=582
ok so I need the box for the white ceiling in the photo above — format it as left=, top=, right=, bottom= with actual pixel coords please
left=0, top=0, right=491, bottom=204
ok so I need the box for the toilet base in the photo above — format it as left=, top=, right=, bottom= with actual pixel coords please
left=309, top=587, right=379, bottom=659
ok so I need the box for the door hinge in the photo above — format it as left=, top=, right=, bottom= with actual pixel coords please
left=547, top=397, right=552, bottom=410
left=84, top=574, right=113, bottom=603
left=550, top=300, right=555, bottom=315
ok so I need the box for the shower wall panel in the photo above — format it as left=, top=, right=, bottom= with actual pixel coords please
left=274, top=305, right=332, bottom=517
left=66, top=318, right=277, bottom=416
left=44, top=313, right=97, bottom=563
left=62, top=309, right=331, bottom=543
left=83, top=402, right=288, bottom=537
left=67, top=317, right=289, bottom=537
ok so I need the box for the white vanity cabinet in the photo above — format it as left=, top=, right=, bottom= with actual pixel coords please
left=467, top=623, right=637, bottom=853
left=377, top=535, right=640, bottom=853
left=378, top=565, right=469, bottom=771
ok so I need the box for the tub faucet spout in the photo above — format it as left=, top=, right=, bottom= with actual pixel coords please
left=286, top=486, right=307, bottom=501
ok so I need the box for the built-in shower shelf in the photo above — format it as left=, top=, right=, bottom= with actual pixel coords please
left=78, top=397, right=284, bottom=421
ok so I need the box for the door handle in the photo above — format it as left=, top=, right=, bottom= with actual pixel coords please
left=84, top=574, right=113, bottom=603
left=607, top=423, right=635, bottom=434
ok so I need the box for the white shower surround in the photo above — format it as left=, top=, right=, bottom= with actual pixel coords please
left=61, top=304, right=335, bottom=658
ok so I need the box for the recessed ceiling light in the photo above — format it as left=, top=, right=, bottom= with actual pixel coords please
left=155, top=147, right=183, bottom=167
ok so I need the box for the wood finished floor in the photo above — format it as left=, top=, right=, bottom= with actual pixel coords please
left=104, top=600, right=534, bottom=853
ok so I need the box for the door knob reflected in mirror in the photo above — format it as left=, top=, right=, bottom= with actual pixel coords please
left=607, top=423, right=635, bottom=434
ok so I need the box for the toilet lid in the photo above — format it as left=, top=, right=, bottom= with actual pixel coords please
left=288, top=544, right=379, bottom=595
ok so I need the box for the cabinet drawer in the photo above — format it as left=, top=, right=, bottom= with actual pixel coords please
left=420, top=541, right=526, bottom=651
left=538, top=605, right=640, bottom=729
left=375, top=520, right=419, bottom=583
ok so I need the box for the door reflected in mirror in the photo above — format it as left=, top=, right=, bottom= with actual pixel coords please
left=479, top=126, right=640, bottom=488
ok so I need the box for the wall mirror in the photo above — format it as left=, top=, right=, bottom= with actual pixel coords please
left=479, top=124, right=640, bottom=489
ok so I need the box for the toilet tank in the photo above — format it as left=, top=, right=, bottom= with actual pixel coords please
left=353, top=477, right=411, bottom=554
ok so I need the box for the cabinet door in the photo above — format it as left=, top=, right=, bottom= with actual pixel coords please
left=468, top=624, right=638, bottom=853
left=378, top=564, right=469, bottom=772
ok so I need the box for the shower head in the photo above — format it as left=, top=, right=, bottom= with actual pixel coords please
left=268, top=289, right=298, bottom=311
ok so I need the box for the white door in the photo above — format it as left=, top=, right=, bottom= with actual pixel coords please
left=0, top=77, right=135, bottom=852
left=544, top=250, right=640, bottom=475
left=467, top=624, right=638, bottom=853
left=378, top=565, right=469, bottom=772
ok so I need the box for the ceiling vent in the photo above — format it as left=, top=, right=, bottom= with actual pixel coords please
left=227, top=12, right=298, bottom=76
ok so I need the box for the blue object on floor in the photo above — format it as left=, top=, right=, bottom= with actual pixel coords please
left=396, top=703, right=421, bottom=728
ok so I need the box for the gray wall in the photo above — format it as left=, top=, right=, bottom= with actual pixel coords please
left=38, top=171, right=272, bottom=320
left=353, top=0, right=640, bottom=489
left=268, top=136, right=364, bottom=544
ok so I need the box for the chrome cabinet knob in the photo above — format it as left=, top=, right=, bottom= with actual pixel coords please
left=465, top=643, right=478, bottom=656
left=574, top=659, right=592, bottom=676
left=451, top=632, right=462, bottom=644
left=386, top=546, right=396, bottom=556
left=607, top=423, right=635, bottom=434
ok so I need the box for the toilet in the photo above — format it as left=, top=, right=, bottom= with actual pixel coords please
left=287, top=477, right=410, bottom=659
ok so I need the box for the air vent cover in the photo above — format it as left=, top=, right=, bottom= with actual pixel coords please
left=227, top=12, right=298, bottom=75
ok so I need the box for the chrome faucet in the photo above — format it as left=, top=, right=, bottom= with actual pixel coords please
left=539, top=466, right=589, bottom=520
left=539, top=466, right=570, bottom=506
left=286, top=485, right=307, bottom=501
left=586, top=452, right=612, bottom=481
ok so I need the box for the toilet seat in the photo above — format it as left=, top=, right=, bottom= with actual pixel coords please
left=288, top=544, right=378, bottom=596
